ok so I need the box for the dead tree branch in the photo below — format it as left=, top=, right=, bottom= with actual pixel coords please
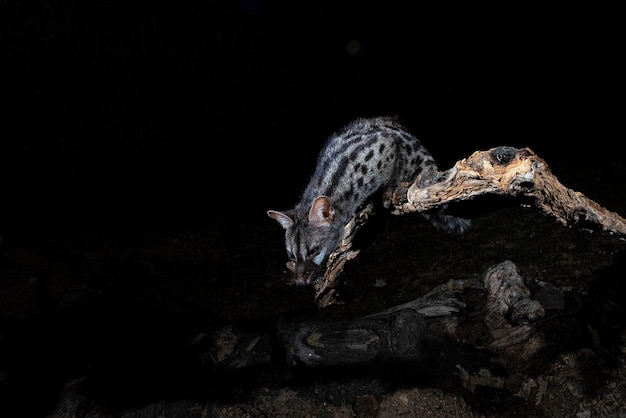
left=392, top=146, right=626, bottom=234
left=314, top=146, right=626, bottom=307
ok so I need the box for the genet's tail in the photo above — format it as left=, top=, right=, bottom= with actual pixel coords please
left=421, top=207, right=471, bottom=234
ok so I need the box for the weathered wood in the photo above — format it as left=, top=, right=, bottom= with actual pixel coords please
left=393, top=146, right=626, bottom=235
left=216, top=256, right=574, bottom=380
left=313, top=202, right=373, bottom=306
left=314, top=146, right=626, bottom=307
left=280, top=261, right=589, bottom=402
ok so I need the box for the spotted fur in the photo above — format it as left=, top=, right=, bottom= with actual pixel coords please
left=268, top=116, right=470, bottom=285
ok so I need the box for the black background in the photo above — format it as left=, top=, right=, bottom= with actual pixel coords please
left=1, top=3, right=625, bottom=416
left=1, top=1, right=623, bottom=232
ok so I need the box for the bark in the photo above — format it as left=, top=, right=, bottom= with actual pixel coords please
left=393, top=146, right=626, bottom=234
left=314, top=146, right=626, bottom=307
left=211, top=260, right=592, bottom=403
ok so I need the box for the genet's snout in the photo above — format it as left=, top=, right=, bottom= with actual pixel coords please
left=294, top=262, right=320, bottom=286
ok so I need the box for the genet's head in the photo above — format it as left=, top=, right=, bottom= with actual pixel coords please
left=267, top=196, right=342, bottom=286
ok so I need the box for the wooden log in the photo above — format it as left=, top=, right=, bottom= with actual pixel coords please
left=281, top=261, right=591, bottom=401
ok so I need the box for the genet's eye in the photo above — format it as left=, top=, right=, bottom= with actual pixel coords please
left=309, top=247, right=319, bottom=256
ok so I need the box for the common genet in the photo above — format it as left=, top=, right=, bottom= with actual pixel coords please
left=268, top=116, right=470, bottom=285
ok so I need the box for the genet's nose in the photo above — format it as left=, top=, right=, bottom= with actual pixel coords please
left=294, top=266, right=316, bottom=286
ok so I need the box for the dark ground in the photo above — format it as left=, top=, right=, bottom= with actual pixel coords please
left=1, top=2, right=625, bottom=417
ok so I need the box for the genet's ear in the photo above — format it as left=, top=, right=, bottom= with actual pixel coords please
left=267, top=210, right=295, bottom=230
left=308, top=196, right=334, bottom=226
